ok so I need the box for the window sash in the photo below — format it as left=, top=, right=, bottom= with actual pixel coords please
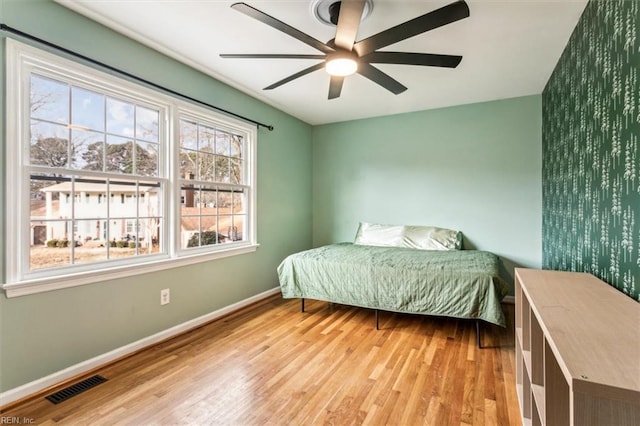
left=26, top=172, right=165, bottom=275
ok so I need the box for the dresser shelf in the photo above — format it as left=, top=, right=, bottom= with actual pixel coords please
left=515, top=268, right=640, bottom=426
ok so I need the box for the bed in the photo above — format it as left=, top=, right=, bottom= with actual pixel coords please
left=277, top=224, right=508, bottom=347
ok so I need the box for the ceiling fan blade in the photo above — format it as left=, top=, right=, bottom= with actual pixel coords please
left=357, top=63, right=407, bottom=95
left=221, top=54, right=326, bottom=60
left=328, top=76, right=344, bottom=99
left=362, top=52, right=462, bottom=68
left=264, top=62, right=326, bottom=90
left=231, top=2, right=333, bottom=54
left=354, top=0, right=470, bottom=56
left=334, top=0, right=366, bottom=51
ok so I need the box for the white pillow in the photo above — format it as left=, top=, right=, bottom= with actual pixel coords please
left=403, top=225, right=462, bottom=250
left=354, top=222, right=462, bottom=251
left=353, top=222, right=404, bottom=247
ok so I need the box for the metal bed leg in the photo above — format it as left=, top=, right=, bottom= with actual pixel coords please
left=375, top=309, right=379, bottom=330
left=301, top=298, right=305, bottom=313
left=476, top=320, right=482, bottom=349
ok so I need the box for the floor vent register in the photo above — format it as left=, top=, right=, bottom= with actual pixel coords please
left=45, top=375, right=108, bottom=404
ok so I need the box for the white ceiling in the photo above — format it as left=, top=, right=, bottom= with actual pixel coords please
left=56, top=0, right=588, bottom=125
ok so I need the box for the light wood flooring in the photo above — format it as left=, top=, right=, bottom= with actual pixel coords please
left=3, top=297, right=521, bottom=425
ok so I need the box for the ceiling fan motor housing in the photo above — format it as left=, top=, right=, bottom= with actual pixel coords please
left=329, top=2, right=341, bottom=25
left=312, top=0, right=373, bottom=27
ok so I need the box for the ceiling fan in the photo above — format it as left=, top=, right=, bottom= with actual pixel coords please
left=221, top=0, right=470, bottom=100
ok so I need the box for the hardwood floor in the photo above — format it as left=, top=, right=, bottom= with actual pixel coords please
left=3, top=297, right=521, bottom=425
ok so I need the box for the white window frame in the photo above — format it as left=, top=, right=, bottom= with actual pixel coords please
left=3, top=40, right=258, bottom=298
left=175, top=107, right=254, bottom=251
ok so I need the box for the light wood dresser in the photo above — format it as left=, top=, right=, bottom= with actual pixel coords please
left=514, top=268, right=640, bottom=426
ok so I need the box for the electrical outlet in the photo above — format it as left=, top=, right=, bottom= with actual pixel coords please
left=160, top=288, right=170, bottom=305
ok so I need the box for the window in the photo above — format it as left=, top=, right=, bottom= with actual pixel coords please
left=178, top=117, right=247, bottom=249
left=4, top=40, right=257, bottom=297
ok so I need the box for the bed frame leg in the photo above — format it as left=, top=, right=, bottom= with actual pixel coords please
left=301, top=298, right=305, bottom=313
left=476, top=320, right=482, bottom=349
left=375, top=309, right=379, bottom=330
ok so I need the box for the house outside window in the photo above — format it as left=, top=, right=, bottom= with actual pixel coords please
left=4, top=40, right=257, bottom=297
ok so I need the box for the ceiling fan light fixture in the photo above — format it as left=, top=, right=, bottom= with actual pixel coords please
left=325, top=52, right=358, bottom=76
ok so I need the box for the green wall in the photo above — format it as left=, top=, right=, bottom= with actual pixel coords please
left=312, top=95, right=543, bottom=289
left=0, top=0, right=312, bottom=392
left=542, top=0, right=639, bottom=300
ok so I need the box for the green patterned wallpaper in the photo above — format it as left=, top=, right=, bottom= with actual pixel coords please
left=542, top=0, right=639, bottom=300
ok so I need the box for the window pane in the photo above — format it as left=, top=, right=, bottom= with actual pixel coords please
left=72, top=219, right=107, bottom=264
left=231, top=216, right=245, bottom=241
left=73, top=178, right=108, bottom=220
left=136, top=141, right=158, bottom=177
left=180, top=119, right=197, bottom=150
left=106, top=135, right=133, bottom=174
left=31, top=174, right=71, bottom=227
left=71, top=86, right=105, bottom=132
left=30, top=175, right=54, bottom=247
left=138, top=217, right=161, bottom=253
left=217, top=215, right=233, bottom=243
left=216, top=156, right=230, bottom=183
left=31, top=74, right=69, bottom=124
left=108, top=217, right=134, bottom=244
left=230, top=158, right=242, bottom=184
left=30, top=220, right=72, bottom=270
left=139, top=185, right=161, bottom=218
left=199, top=124, right=215, bottom=153
left=200, top=187, right=217, bottom=210
left=74, top=219, right=102, bottom=242
left=191, top=187, right=205, bottom=209
left=218, top=191, right=232, bottom=212
left=30, top=174, right=57, bottom=209
left=180, top=149, right=197, bottom=179
left=106, top=97, right=134, bottom=137
left=232, top=191, right=245, bottom=214
left=181, top=217, right=200, bottom=249
left=181, top=184, right=197, bottom=209
left=108, top=180, right=138, bottom=218
left=230, top=134, right=242, bottom=158
left=72, top=129, right=104, bottom=171
left=106, top=221, right=119, bottom=248
left=200, top=218, right=219, bottom=246
left=30, top=219, right=47, bottom=247
left=198, top=153, right=215, bottom=181
left=136, top=106, right=159, bottom=142
left=30, top=120, right=69, bottom=167
left=107, top=222, right=137, bottom=259
left=215, top=131, right=230, bottom=156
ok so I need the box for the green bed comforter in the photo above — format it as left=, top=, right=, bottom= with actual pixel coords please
left=277, top=243, right=508, bottom=327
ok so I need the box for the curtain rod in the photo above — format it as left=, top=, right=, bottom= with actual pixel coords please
left=0, top=23, right=275, bottom=131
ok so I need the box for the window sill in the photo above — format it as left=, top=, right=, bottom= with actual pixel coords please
left=2, top=244, right=260, bottom=298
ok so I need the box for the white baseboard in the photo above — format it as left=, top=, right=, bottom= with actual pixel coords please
left=0, top=287, right=281, bottom=407
left=503, top=295, right=515, bottom=304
